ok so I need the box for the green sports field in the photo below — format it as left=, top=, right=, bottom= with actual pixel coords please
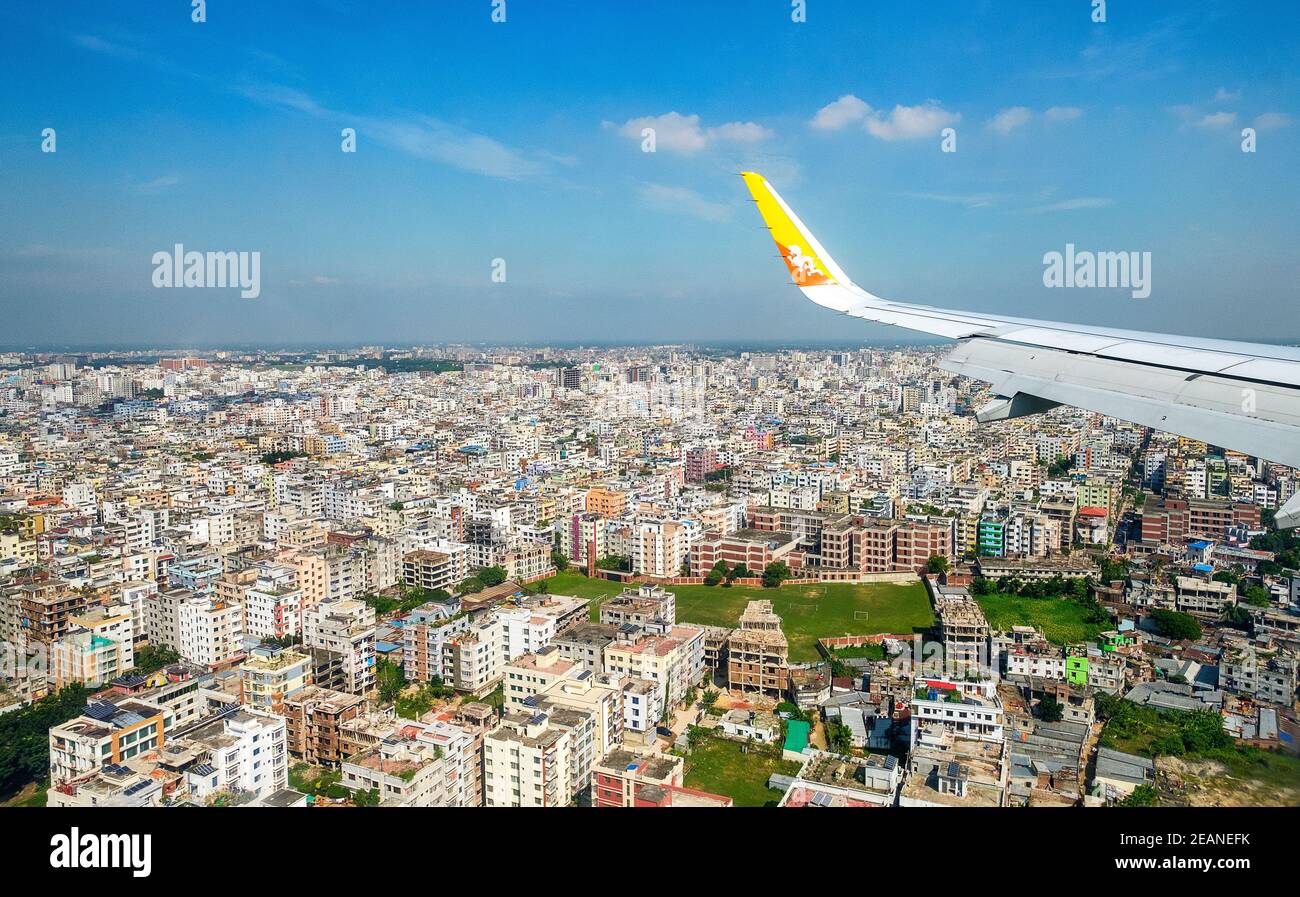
left=535, top=571, right=933, bottom=662
left=973, top=592, right=1107, bottom=646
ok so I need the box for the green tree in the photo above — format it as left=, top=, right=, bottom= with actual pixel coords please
left=1118, top=784, right=1158, bottom=807
left=762, top=561, right=792, bottom=588
left=353, top=787, right=382, bottom=807
left=925, top=554, right=951, bottom=575
left=376, top=658, right=407, bottom=705
left=705, top=560, right=727, bottom=586
left=1241, top=585, right=1272, bottom=608
left=1038, top=694, right=1064, bottom=723
left=478, top=565, right=507, bottom=587
left=551, top=549, right=569, bottom=572
left=1147, top=608, right=1202, bottom=641
left=827, top=719, right=854, bottom=753
left=0, top=684, right=91, bottom=799
left=127, top=644, right=180, bottom=676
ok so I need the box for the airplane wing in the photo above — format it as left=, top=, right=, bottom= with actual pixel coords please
left=740, top=171, right=1300, bottom=528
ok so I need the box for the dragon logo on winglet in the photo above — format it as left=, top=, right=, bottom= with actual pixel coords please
left=782, top=244, right=830, bottom=285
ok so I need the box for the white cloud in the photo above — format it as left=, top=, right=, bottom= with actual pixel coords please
left=607, top=112, right=772, bottom=154
left=987, top=106, right=1032, bottom=134
left=1254, top=111, right=1292, bottom=131
left=1195, top=111, right=1238, bottom=129
left=362, top=115, right=547, bottom=180
left=637, top=183, right=731, bottom=222
left=810, top=94, right=872, bottom=131
left=707, top=121, right=771, bottom=144
left=239, top=82, right=550, bottom=180
left=864, top=102, right=960, bottom=141
left=1214, top=87, right=1242, bottom=103
left=1028, top=197, right=1115, bottom=213
left=900, top=191, right=1002, bottom=209
left=132, top=174, right=182, bottom=194
left=1044, top=105, right=1084, bottom=122
left=1171, top=105, right=1238, bottom=130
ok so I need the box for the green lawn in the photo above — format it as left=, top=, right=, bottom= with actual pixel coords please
left=537, top=571, right=933, bottom=662
left=683, top=734, right=802, bottom=807
left=973, top=592, right=1107, bottom=645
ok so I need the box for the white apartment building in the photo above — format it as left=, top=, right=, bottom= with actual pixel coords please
left=503, top=647, right=586, bottom=711
left=178, top=709, right=289, bottom=801
left=444, top=616, right=504, bottom=696
left=910, top=677, right=1006, bottom=746
left=484, top=710, right=574, bottom=808
left=178, top=595, right=246, bottom=668
left=242, top=563, right=304, bottom=640
left=494, top=604, right=559, bottom=662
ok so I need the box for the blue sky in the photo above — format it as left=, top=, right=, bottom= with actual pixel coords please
left=0, top=0, right=1297, bottom=348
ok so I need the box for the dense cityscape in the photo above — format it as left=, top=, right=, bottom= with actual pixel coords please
left=1, top=343, right=1296, bottom=811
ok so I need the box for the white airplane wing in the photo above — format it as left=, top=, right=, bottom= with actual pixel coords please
left=740, top=171, right=1300, bottom=528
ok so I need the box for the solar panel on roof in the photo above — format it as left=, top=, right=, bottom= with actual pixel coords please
left=85, top=701, right=120, bottom=721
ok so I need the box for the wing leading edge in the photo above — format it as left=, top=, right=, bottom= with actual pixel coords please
left=739, top=171, right=1300, bottom=528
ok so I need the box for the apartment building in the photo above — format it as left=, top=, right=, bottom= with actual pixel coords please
left=503, top=647, right=586, bottom=711
left=402, top=547, right=468, bottom=593
left=598, top=583, right=676, bottom=628
left=302, top=597, right=377, bottom=695
left=282, top=685, right=368, bottom=767
left=586, top=486, right=628, bottom=517
left=779, top=751, right=903, bottom=808
left=910, top=677, right=1006, bottom=746
left=443, top=616, right=504, bottom=696
left=142, top=587, right=193, bottom=653
left=177, top=594, right=246, bottom=669
left=537, top=671, right=625, bottom=764
left=241, top=563, right=304, bottom=640
left=6, top=582, right=87, bottom=652
left=484, top=709, right=574, bottom=807
left=1174, top=575, right=1236, bottom=618
left=49, top=697, right=168, bottom=785
left=552, top=622, right=619, bottom=674
left=631, top=519, right=689, bottom=578
left=237, top=645, right=311, bottom=714
left=402, top=602, right=474, bottom=683
left=558, top=512, right=607, bottom=568
left=171, top=708, right=289, bottom=802
left=49, top=604, right=135, bottom=689
left=604, top=624, right=706, bottom=713
left=1221, top=638, right=1299, bottom=707
left=342, top=733, right=452, bottom=806
left=592, top=749, right=684, bottom=807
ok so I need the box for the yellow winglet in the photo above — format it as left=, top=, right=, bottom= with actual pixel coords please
left=741, top=171, right=843, bottom=287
